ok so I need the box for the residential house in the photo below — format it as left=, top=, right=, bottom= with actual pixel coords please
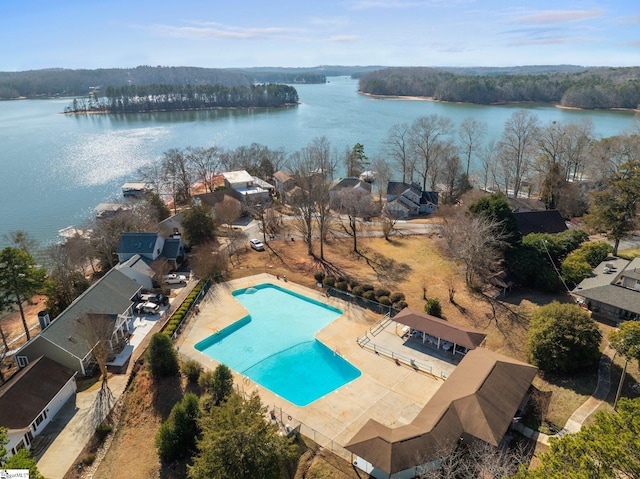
left=194, top=189, right=244, bottom=218
left=222, top=170, right=273, bottom=203
left=272, top=170, right=296, bottom=203
left=116, top=231, right=186, bottom=269
left=13, top=268, right=142, bottom=375
left=513, top=210, right=568, bottom=236
left=329, top=178, right=372, bottom=211
left=507, top=197, right=546, bottom=213
left=158, top=212, right=183, bottom=238
left=573, top=256, right=640, bottom=324
left=0, top=356, right=77, bottom=459
left=346, top=348, right=537, bottom=478
left=384, top=182, right=438, bottom=219
left=115, top=253, right=155, bottom=291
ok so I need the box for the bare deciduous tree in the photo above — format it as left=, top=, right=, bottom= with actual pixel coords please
left=417, top=438, right=531, bottom=479
left=497, top=110, right=539, bottom=198
left=191, top=241, right=229, bottom=280
left=410, top=115, right=455, bottom=192
left=186, top=146, right=223, bottom=193
left=442, top=209, right=509, bottom=288
left=385, top=122, right=413, bottom=183
left=213, top=197, right=242, bottom=232
left=458, top=117, right=488, bottom=177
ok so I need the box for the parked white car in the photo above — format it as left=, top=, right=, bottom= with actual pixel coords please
left=135, top=301, right=160, bottom=314
left=249, top=238, right=265, bottom=251
left=162, top=273, right=188, bottom=285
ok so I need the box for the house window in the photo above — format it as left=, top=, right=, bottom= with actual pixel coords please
left=16, top=355, right=29, bottom=368
left=12, top=439, right=25, bottom=455
left=24, top=430, right=33, bottom=446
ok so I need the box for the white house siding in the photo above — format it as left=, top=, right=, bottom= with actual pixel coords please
left=5, top=375, right=76, bottom=458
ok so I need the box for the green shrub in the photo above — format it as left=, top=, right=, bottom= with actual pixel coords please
left=389, top=292, right=405, bottom=304
left=361, top=284, right=374, bottom=292
left=378, top=296, right=391, bottom=306
left=375, top=288, right=391, bottom=298
left=352, top=285, right=364, bottom=296
left=348, top=279, right=360, bottom=289
left=314, top=271, right=326, bottom=283
left=335, top=281, right=348, bottom=291
left=323, top=275, right=336, bottom=287
left=95, top=424, right=112, bottom=441
left=181, top=359, right=203, bottom=383
left=393, top=300, right=408, bottom=310
left=424, top=298, right=442, bottom=318
left=79, top=453, right=96, bottom=466
left=147, top=333, right=179, bottom=378
left=363, top=290, right=376, bottom=301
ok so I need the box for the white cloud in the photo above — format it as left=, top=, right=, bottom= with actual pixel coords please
left=145, top=22, right=304, bottom=40
left=512, top=9, right=604, bottom=25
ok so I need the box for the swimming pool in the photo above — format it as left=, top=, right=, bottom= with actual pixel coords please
left=195, top=283, right=361, bottom=406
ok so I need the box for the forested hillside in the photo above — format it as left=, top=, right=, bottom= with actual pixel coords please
left=0, top=65, right=387, bottom=99
left=359, top=66, right=640, bottom=109
left=0, top=66, right=253, bottom=99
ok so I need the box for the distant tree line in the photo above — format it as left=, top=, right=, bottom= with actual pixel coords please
left=64, top=83, right=299, bottom=113
left=359, top=66, right=640, bottom=109
left=240, top=71, right=326, bottom=84
left=0, top=65, right=253, bottom=99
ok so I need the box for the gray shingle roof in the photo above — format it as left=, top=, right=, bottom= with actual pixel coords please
left=387, top=181, right=421, bottom=197
left=514, top=210, right=567, bottom=235
left=40, top=269, right=140, bottom=359
left=162, top=238, right=182, bottom=260
left=116, top=232, right=159, bottom=255
left=0, top=356, right=76, bottom=429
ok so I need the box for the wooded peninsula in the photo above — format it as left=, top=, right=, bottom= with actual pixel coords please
left=64, top=83, right=299, bottom=113
left=358, top=66, right=640, bottom=110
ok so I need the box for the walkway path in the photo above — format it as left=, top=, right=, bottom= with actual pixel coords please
left=36, top=279, right=199, bottom=478
left=514, top=343, right=616, bottom=445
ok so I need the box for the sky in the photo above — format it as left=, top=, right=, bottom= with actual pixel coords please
left=0, top=0, right=639, bottom=71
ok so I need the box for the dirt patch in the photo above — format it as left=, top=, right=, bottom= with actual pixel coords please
left=0, top=294, right=47, bottom=378
left=85, top=368, right=187, bottom=479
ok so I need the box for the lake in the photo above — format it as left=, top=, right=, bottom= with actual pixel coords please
left=1, top=76, right=638, bottom=246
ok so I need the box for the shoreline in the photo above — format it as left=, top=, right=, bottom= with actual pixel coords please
left=358, top=90, right=640, bottom=112
left=61, top=102, right=300, bottom=115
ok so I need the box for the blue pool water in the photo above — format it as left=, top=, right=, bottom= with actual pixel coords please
left=195, top=284, right=361, bottom=406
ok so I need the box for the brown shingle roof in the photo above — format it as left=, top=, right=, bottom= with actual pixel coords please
left=345, top=348, right=537, bottom=474
left=393, top=308, right=486, bottom=350
left=0, top=356, right=76, bottom=430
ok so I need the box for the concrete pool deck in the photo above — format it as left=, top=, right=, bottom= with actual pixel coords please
left=176, top=273, right=458, bottom=451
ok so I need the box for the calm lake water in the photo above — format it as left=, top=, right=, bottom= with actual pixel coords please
left=1, top=76, right=638, bottom=246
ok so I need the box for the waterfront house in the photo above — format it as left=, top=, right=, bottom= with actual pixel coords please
left=116, top=231, right=185, bottom=269
left=329, top=178, right=372, bottom=211
left=0, top=356, right=77, bottom=459
left=384, top=182, right=438, bottom=219
left=222, top=170, right=273, bottom=203
left=273, top=170, right=296, bottom=203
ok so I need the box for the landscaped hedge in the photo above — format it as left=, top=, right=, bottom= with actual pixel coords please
left=163, top=280, right=206, bottom=337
